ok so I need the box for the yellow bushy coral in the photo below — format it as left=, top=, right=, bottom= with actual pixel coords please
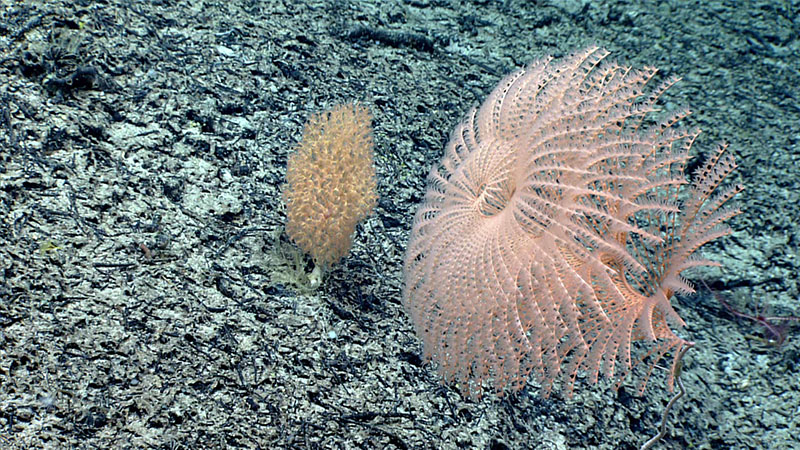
left=283, top=103, right=377, bottom=280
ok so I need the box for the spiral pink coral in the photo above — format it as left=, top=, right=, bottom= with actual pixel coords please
left=403, top=47, right=742, bottom=399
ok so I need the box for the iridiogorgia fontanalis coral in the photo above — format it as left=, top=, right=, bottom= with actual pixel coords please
left=403, top=47, right=742, bottom=399
left=284, top=103, right=377, bottom=273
